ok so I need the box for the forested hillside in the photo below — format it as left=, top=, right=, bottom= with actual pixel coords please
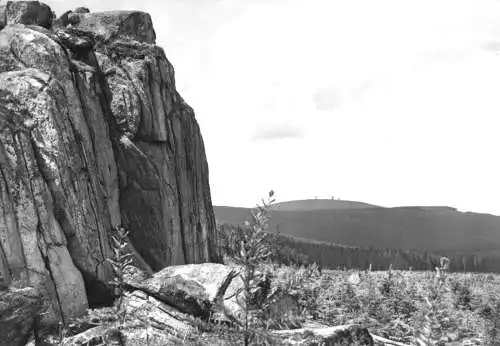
left=215, top=202, right=500, bottom=256
left=218, top=223, right=500, bottom=272
left=215, top=200, right=500, bottom=272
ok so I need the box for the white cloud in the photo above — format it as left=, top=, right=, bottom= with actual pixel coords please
left=252, top=123, right=304, bottom=141
left=313, top=87, right=343, bottom=112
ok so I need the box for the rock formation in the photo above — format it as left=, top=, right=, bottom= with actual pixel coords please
left=0, top=1, right=219, bottom=326
left=0, top=287, right=43, bottom=346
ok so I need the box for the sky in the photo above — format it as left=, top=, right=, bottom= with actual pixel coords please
left=45, top=0, right=500, bottom=215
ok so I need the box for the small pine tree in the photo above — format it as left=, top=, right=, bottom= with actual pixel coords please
left=107, top=226, right=134, bottom=320
left=414, top=257, right=452, bottom=346
left=231, top=190, right=275, bottom=346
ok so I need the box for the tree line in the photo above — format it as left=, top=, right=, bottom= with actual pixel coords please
left=217, top=223, right=500, bottom=273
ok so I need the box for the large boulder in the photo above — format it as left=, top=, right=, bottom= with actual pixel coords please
left=125, top=263, right=289, bottom=327
left=55, top=10, right=156, bottom=44
left=0, top=1, right=53, bottom=30
left=127, top=263, right=237, bottom=318
left=0, top=287, right=43, bottom=346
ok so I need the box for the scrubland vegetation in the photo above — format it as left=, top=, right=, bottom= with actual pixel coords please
left=256, top=264, right=500, bottom=345
left=54, top=192, right=500, bottom=345
left=217, top=245, right=500, bottom=345
left=216, top=193, right=500, bottom=345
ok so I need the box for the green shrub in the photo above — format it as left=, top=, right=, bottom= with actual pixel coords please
left=477, top=293, right=500, bottom=344
left=228, top=191, right=276, bottom=345
left=450, top=278, right=473, bottom=310
left=107, top=226, right=134, bottom=319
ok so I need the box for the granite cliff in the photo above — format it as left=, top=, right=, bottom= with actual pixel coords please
left=0, top=0, right=218, bottom=325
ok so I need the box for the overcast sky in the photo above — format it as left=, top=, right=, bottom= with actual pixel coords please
left=47, top=0, right=500, bottom=214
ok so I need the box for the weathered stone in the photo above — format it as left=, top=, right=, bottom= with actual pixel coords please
left=70, top=11, right=156, bottom=44
left=61, top=325, right=123, bottom=346
left=3, top=1, right=53, bottom=29
left=0, top=5, right=219, bottom=326
left=67, top=12, right=81, bottom=26
left=55, top=27, right=95, bottom=59
left=273, top=324, right=374, bottom=345
left=93, top=39, right=219, bottom=270
left=0, top=287, right=43, bottom=346
left=127, top=263, right=237, bottom=318
left=0, top=68, right=90, bottom=323
left=122, top=290, right=194, bottom=340
left=52, top=10, right=72, bottom=29
left=129, top=275, right=211, bottom=318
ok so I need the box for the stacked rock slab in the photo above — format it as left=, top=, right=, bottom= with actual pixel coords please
left=0, top=1, right=218, bottom=325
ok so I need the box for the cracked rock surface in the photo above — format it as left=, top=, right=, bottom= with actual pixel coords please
left=0, top=287, right=43, bottom=346
left=0, top=2, right=218, bottom=325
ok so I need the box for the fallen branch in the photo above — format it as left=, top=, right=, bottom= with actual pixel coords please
left=371, top=333, right=411, bottom=346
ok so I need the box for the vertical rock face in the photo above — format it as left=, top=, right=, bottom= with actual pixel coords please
left=0, top=2, right=219, bottom=324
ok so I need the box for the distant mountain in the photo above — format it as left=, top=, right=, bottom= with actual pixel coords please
left=271, top=199, right=381, bottom=211
left=214, top=199, right=500, bottom=257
